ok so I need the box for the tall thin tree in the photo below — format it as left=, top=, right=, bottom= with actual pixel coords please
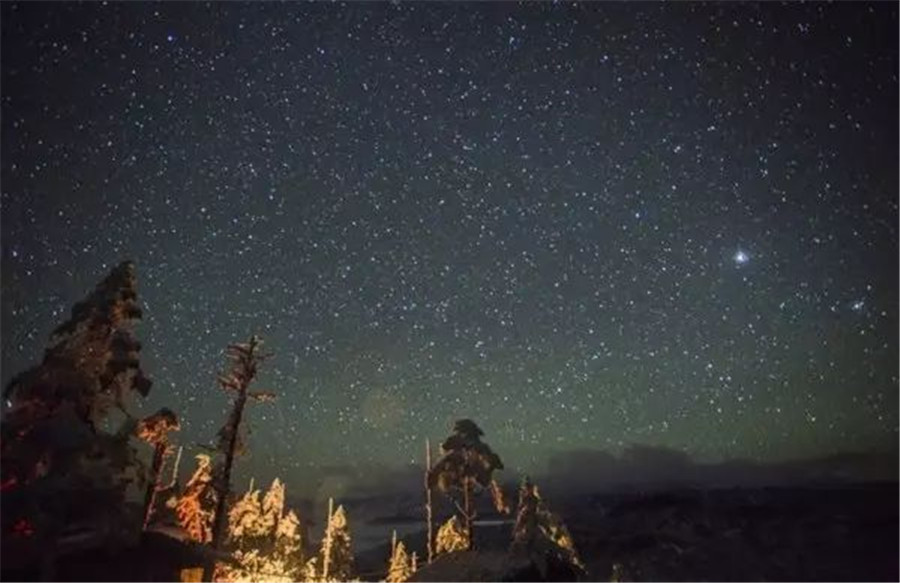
left=204, top=335, right=275, bottom=581
left=424, top=438, right=434, bottom=564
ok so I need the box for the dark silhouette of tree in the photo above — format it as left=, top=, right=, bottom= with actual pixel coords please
left=204, top=335, right=275, bottom=581
left=3, top=260, right=151, bottom=429
left=427, top=419, right=505, bottom=550
left=135, top=407, right=180, bottom=530
left=0, top=261, right=152, bottom=576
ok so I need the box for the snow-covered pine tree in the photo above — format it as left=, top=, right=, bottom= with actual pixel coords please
left=434, top=515, right=468, bottom=555
left=1, top=261, right=153, bottom=569
left=274, top=508, right=304, bottom=572
left=510, top=476, right=585, bottom=579
left=3, top=260, right=151, bottom=428
left=215, top=477, right=305, bottom=582
left=261, top=477, right=285, bottom=533
left=386, top=534, right=415, bottom=583
left=312, top=502, right=355, bottom=582
left=226, top=484, right=266, bottom=544
left=176, top=454, right=217, bottom=543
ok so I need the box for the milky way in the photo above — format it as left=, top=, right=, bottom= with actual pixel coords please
left=1, top=2, right=897, bottom=489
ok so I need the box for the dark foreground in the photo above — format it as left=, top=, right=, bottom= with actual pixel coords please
left=375, top=482, right=900, bottom=582
left=3, top=482, right=897, bottom=581
left=559, top=482, right=899, bottom=582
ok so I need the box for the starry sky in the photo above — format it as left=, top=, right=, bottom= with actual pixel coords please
left=1, top=2, right=897, bottom=491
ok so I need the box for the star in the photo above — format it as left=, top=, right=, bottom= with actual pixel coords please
left=0, top=1, right=895, bottom=496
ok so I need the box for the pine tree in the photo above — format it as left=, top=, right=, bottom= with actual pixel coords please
left=205, top=335, right=275, bottom=581
left=176, top=454, right=217, bottom=543
left=3, top=260, right=151, bottom=427
left=386, top=533, right=415, bottom=583
left=215, top=477, right=305, bottom=582
left=427, top=419, right=506, bottom=550
left=1, top=261, right=153, bottom=571
left=274, top=509, right=304, bottom=570
left=261, top=477, right=285, bottom=532
left=309, top=501, right=356, bottom=582
left=136, top=407, right=180, bottom=529
left=226, top=485, right=266, bottom=543
left=510, top=477, right=585, bottom=580
left=434, top=515, right=468, bottom=555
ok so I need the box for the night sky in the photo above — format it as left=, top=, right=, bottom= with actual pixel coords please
left=1, top=2, right=897, bottom=491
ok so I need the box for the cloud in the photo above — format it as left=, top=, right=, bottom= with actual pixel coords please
left=536, top=444, right=899, bottom=495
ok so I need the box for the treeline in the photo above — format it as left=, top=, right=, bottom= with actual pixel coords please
left=1, top=262, right=584, bottom=582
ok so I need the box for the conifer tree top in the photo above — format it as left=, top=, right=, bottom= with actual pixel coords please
left=3, top=260, right=152, bottom=426
left=429, top=419, right=504, bottom=492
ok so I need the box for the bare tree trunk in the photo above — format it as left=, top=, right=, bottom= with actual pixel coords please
left=322, top=497, right=334, bottom=581
left=165, top=445, right=183, bottom=489
left=463, top=477, right=472, bottom=550
left=424, top=438, right=434, bottom=564
left=202, top=335, right=269, bottom=582
left=204, top=388, right=249, bottom=581
left=142, top=442, right=166, bottom=530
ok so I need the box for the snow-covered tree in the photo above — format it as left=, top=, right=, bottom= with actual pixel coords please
left=214, top=478, right=305, bottom=582
left=427, top=419, right=506, bottom=549
left=262, top=478, right=285, bottom=521
left=3, top=260, right=152, bottom=428
left=274, top=509, right=303, bottom=565
left=435, top=515, right=468, bottom=555
left=0, top=261, right=153, bottom=569
left=306, top=501, right=355, bottom=582
left=510, top=477, right=585, bottom=580
left=227, top=486, right=267, bottom=542
left=176, top=454, right=217, bottom=543
left=386, top=531, right=416, bottom=583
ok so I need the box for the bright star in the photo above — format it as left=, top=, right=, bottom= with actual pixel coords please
left=734, top=250, right=749, bottom=265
